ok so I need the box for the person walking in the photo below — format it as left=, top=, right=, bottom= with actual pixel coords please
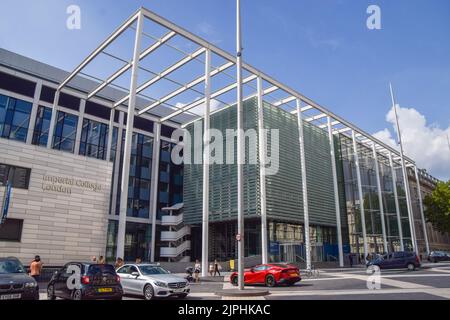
left=98, top=256, right=105, bottom=264
left=91, top=256, right=97, bottom=263
left=214, top=260, right=221, bottom=277
left=30, top=255, right=43, bottom=283
left=349, top=253, right=354, bottom=268
left=135, top=258, right=142, bottom=264
left=194, top=260, right=201, bottom=283
left=208, top=263, right=214, bottom=277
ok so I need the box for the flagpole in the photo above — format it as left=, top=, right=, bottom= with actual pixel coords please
left=390, top=83, right=418, bottom=254
left=236, top=0, right=245, bottom=291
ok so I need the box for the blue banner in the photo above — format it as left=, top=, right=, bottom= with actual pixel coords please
left=1, top=183, right=12, bottom=225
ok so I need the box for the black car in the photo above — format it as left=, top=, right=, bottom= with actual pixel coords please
left=428, top=251, right=450, bottom=263
left=0, top=257, right=39, bottom=300
left=47, top=262, right=123, bottom=300
left=367, top=251, right=421, bottom=271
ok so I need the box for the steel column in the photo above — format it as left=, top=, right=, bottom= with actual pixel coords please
left=372, top=143, right=389, bottom=253
left=389, top=152, right=405, bottom=251
left=257, top=77, right=268, bottom=265
left=74, top=99, right=86, bottom=154
left=352, top=130, right=369, bottom=261
left=116, top=11, right=145, bottom=260
left=150, top=122, right=162, bottom=262
left=26, top=80, right=43, bottom=145
left=201, top=49, right=212, bottom=277
left=46, top=90, right=60, bottom=149
left=106, top=107, right=115, bottom=162
left=327, top=117, right=344, bottom=267
left=415, top=166, right=430, bottom=255
left=297, top=100, right=311, bottom=270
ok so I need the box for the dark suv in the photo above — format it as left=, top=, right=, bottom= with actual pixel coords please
left=47, top=262, right=123, bottom=300
left=0, top=257, right=39, bottom=300
left=428, top=251, right=450, bottom=263
left=367, top=251, right=421, bottom=271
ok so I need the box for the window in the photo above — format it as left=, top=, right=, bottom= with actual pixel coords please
left=58, top=92, right=80, bottom=111
left=0, top=163, right=31, bottom=189
left=0, top=94, right=32, bottom=142
left=39, top=86, right=56, bottom=103
left=79, top=119, right=108, bottom=160
left=85, top=101, right=111, bottom=120
left=52, top=111, right=78, bottom=153
left=32, top=106, right=52, bottom=147
left=0, top=72, right=36, bottom=98
left=0, top=219, right=23, bottom=242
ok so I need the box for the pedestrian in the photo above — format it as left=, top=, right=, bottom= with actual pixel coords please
left=214, top=259, right=221, bottom=277
left=209, top=263, right=214, bottom=277
left=349, top=253, right=353, bottom=268
left=115, top=257, right=124, bottom=269
left=135, top=257, right=142, bottom=264
left=194, top=260, right=201, bottom=283
left=91, top=256, right=97, bottom=263
left=30, top=255, right=43, bottom=283
left=98, top=256, right=105, bottom=264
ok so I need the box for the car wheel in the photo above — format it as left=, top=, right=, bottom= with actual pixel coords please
left=231, top=276, right=238, bottom=287
left=72, top=289, right=83, bottom=301
left=47, top=284, right=56, bottom=301
left=265, top=275, right=276, bottom=287
left=143, top=284, right=155, bottom=301
left=407, top=263, right=416, bottom=271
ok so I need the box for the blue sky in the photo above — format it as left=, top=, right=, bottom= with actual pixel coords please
left=0, top=0, right=449, bottom=179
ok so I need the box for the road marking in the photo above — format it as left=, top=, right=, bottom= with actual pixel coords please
left=327, top=272, right=433, bottom=289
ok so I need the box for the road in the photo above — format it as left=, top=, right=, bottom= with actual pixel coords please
left=39, top=263, right=450, bottom=300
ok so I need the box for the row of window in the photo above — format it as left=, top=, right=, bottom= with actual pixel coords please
left=0, top=163, right=31, bottom=189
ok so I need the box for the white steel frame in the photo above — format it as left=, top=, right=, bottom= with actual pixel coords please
left=54, top=7, right=421, bottom=268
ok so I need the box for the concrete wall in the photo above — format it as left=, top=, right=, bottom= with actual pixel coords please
left=0, top=139, right=112, bottom=265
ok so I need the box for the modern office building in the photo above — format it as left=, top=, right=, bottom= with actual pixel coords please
left=1, top=7, right=448, bottom=267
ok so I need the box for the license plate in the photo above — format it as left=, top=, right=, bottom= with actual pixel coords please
left=0, top=294, right=22, bottom=300
left=173, top=288, right=184, bottom=293
left=98, top=288, right=113, bottom=293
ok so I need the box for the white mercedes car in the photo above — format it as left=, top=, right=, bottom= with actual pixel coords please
left=116, top=264, right=190, bottom=300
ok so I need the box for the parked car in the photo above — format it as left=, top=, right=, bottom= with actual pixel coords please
left=47, top=262, right=123, bottom=300
left=116, top=264, right=190, bottom=300
left=0, top=257, right=39, bottom=300
left=367, top=251, right=421, bottom=271
left=230, top=263, right=301, bottom=287
left=428, top=251, right=450, bottom=263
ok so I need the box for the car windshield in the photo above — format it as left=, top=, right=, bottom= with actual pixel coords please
left=87, top=264, right=116, bottom=275
left=0, top=260, right=26, bottom=274
left=139, top=266, right=170, bottom=275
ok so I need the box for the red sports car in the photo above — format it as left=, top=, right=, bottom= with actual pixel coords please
left=230, top=264, right=301, bottom=287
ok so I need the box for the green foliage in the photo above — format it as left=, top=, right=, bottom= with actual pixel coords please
left=424, top=181, right=450, bottom=234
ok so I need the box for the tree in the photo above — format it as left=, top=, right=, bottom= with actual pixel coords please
left=424, top=181, right=450, bottom=234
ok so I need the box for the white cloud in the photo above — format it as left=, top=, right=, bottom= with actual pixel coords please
left=373, top=106, right=450, bottom=181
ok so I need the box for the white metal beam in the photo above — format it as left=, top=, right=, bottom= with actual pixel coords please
left=297, top=99, right=311, bottom=270
left=273, top=96, right=296, bottom=107
left=159, top=74, right=257, bottom=123
left=138, top=61, right=234, bottom=116
left=415, top=166, right=430, bottom=256
left=389, top=152, right=405, bottom=251
left=114, top=47, right=206, bottom=108
left=59, top=10, right=140, bottom=91
left=305, top=113, right=327, bottom=123
left=352, top=130, right=369, bottom=262
left=88, top=31, right=176, bottom=100
left=327, top=117, right=344, bottom=267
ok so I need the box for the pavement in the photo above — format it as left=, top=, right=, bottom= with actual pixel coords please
left=38, top=262, right=450, bottom=300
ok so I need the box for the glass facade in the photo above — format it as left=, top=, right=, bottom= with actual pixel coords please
left=128, top=133, right=153, bottom=219
left=0, top=94, right=32, bottom=142
left=52, top=110, right=78, bottom=153
left=106, top=220, right=152, bottom=262
left=158, top=141, right=183, bottom=219
left=32, top=106, right=52, bottom=147
left=79, top=118, right=109, bottom=160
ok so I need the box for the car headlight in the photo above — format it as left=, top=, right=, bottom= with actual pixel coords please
left=154, top=281, right=167, bottom=288
left=25, top=282, right=37, bottom=288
